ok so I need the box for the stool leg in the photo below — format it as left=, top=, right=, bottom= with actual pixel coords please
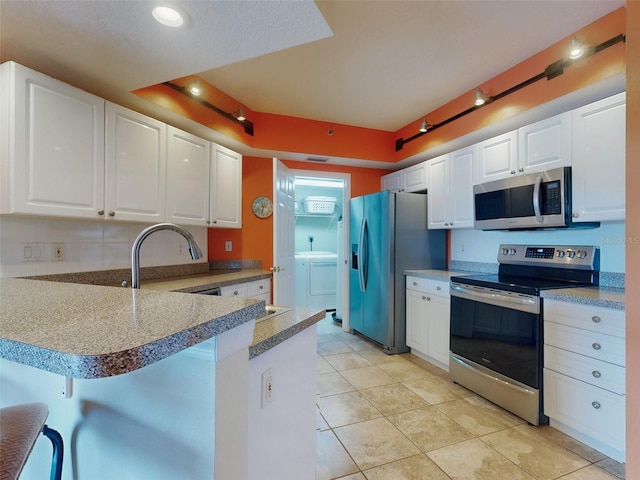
left=42, top=425, right=64, bottom=480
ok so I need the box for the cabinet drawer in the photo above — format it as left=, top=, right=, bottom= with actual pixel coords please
left=544, top=345, right=625, bottom=394
left=247, top=279, right=270, bottom=298
left=544, top=299, right=625, bottom=338
left=220, top=283, right=248, bottom=298
left=544, top=321, right=625, bottom=367
left=406, top=276, right=449, bottom=297
left=544, top=368, right=625, bottom=452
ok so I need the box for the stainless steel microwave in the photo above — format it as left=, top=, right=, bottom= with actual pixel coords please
left=473, top=167, right=598, bottom=230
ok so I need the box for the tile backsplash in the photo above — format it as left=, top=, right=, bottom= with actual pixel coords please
left=0, top=216, right=208, bottom=278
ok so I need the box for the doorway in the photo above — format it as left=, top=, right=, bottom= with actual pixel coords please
left=292, top=170, right=350, bottom=327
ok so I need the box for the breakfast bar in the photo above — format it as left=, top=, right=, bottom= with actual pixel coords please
left=0, top=277, right=324, bottom=480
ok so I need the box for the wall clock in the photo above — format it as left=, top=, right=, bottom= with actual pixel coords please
left=252, top=196, right=273, bottom=218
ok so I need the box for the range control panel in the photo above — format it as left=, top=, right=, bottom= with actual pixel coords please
left=497, top=244, right=598, bottom=270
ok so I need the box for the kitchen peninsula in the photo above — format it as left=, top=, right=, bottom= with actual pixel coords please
left=0, top=277, right=324, bottom=479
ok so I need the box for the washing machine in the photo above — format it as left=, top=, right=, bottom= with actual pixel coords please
left=294, top=251, right=337, bottom=310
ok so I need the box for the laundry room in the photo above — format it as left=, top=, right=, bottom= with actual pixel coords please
left=293, top=176, right=345, bottom=316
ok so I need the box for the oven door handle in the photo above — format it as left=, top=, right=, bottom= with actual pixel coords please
left=450, top=283, right=539, bottom=314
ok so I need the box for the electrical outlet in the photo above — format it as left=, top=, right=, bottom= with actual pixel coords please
left=261, top=368, right=273, bottom=407
left=52, top=243, right=65, bottom=261
left=225, top=241, right=232, bottom=252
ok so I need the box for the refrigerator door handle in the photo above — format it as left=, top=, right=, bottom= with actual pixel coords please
left=358, top=218, right=366, bottom=292
left=361, top=218, right=369, bottom=291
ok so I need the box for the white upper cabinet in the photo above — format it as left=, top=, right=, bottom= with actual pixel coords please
left=381, top=162, right=428, bottom=193
left=475, top=113, right=571, bottom=184
left=0, top=61, right=105, bottom=218
left=475, top=130, right=518, bottom=184
left=571, top=92, right=626, bottom=223
left=166, top=126, right=211, bottom=226
left=427, top=146, right=475, bottom=229
left=518, top=112, right=571, bottom=175
left=105, top=103, right=167, bottom=222
left=210, top=143, right=242, bottom=228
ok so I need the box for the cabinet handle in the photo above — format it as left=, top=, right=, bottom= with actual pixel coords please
left=426, top=296, right=431, bottom=301
left=212, top=220, right=217, bottom=224
left=436, top=286, right=441, bottom=291
left=572, top=212, right=579, bottom=218
left=108, top=211, right=115, bottom=217
left=98, top=210, right=105, bottom=216
left=592, top=315, right=601, bottom=323
left=421, top=295, right=426, bottom=300
left=259, top=285, right=264, bottom=290
left=592, top=401, right=601, bottom=410
left=592, top=342, right=601, bottom=350
left=518, top=167, right=524, bottom=173
left=233, top=291, right=239, bottom=296
left=413, top=281, right=418, bottom=286
left=510, top=170, right=516, bottom=175
left=592, top=370, right=602, bottom=378
left=450, top=221, right=454, bottom=225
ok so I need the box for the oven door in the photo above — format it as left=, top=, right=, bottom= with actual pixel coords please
left=449, top=282, right=541, bottom=388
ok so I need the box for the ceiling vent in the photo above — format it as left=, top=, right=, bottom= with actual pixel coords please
left=306, top=157, right=329, bottom=163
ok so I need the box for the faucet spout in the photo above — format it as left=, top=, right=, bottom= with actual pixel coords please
left=131, top=223, right=203, bottom=289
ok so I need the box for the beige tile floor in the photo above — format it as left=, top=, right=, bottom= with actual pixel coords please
left=315, top=315, right=625, bottom=480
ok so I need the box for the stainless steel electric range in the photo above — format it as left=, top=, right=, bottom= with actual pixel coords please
left=449, top=244, right=599, bottom=425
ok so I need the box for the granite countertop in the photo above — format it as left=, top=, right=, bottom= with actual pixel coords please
left=141, top=270, right=325, bottom=358
left=541, top=286, right=625, bottom=310
left=142, top=269, right=272, bottom=292
left=0, top=278, right=265, bottom=379
left=404, top=269, right=475, bottom=281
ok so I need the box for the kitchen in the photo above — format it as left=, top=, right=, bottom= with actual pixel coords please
left=0, top=1, right=638, bottom=480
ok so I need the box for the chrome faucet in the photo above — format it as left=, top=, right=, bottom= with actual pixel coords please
left=131, top=223, right=203, bottom=289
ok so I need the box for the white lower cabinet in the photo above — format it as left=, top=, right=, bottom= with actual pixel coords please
left=221, top=278, right=271, bottom=303
left=405, top=276, right=449, bottom=369
left=543, top=299, right=625, bottom=461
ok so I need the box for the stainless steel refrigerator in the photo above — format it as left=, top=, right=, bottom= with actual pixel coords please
left=349, top=191, right=446, bottom=353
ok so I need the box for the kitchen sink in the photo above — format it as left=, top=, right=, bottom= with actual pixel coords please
left=257, top=305, right=290, bottom=323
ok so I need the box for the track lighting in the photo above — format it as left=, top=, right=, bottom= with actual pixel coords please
left=569, top=38, right=585, bottom=59
left=234, top=106, right=246, bottom=122
left=189, top=82, right=202, bottom=96
left=474, top=88, right=489, bottom=106
left=394, top=33, right=625, bottom=151
left=419, top=119, right=432, bottom=133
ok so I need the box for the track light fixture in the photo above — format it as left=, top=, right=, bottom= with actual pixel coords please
left=163, top=81, right=254, bottom=135
left=569, top=38, right=585, bottom=59
left=395, top=33, right=625, bottom=151
left=234, top=106, right=246, bottom=122
left=189, top=82, right=202, bottom=96
left=419, top=119, right=432, bottom=133
left=474, top=88, right=489, bottom=106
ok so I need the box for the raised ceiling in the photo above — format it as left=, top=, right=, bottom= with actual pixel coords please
left=0, top=0, right=624, bottom=133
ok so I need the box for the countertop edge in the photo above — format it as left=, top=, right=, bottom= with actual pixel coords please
left=249, top=309, right=326, bottom=360
left=1, top=301, right=265, bottom=379
left=541, top=287, right=626, bottom=310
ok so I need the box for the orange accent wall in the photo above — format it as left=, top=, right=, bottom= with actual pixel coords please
left=626, top=1, right=639, bottom=475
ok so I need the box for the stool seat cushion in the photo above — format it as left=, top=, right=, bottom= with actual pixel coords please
left=0, top=403, right=48, bottom=480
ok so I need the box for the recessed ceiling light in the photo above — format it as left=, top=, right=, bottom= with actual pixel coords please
left=152, top=6, right=186, bottom=28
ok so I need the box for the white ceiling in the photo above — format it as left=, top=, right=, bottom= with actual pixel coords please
left=0, top=0, right=624, bottom=134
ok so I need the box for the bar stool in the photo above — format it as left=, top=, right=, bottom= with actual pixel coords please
left=0, top=403, right=63, bottom=480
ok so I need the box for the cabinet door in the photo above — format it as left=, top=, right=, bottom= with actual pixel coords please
left=405, top=289, right=428, bottom=354
left=166, top=127, right=210, bottom=226
left=402, top=162, right=428, bottom=193
left=571, top=93, right=626, bottom=222
left=475, top=130, right=517, bottom=183
left=381, top=171, right=402, bottom=192
left=448, top=146, right=475, bottom=229
left=426, top=294, right=450, bottom=367
left=427, top=155, right=449, bottom=229
left=105, top=103, right=166, bottom=222
left=210, top=143, right=242, bottom=228
left=1, top=62, right=105, bottom=218
left=518, top=112, right=571, bottom=175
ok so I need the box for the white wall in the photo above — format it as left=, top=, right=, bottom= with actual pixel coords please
left=450, top=221, right=626, bottom=273
left=0, top=216, right=208, bottom=277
